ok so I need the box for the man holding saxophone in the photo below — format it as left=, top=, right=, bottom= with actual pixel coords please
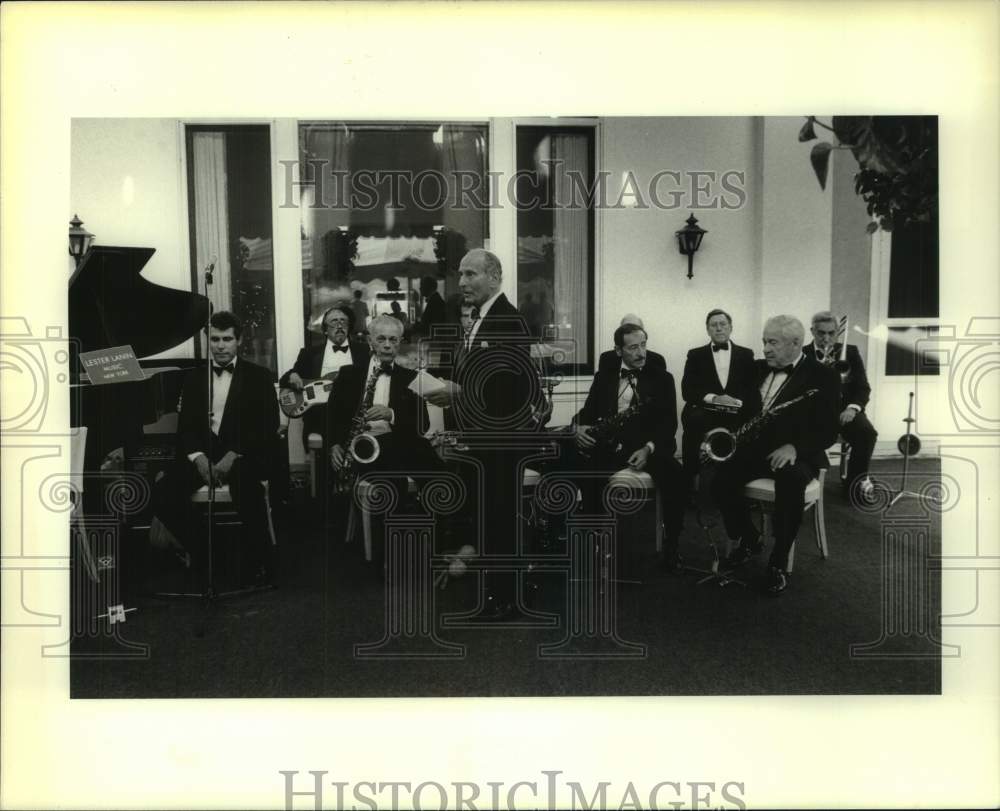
left=802, top=311, right=878, bottom=501
left=328, top=315, right=441, bottom=491
left=710, top=315, right=840, bottom=594
left=557, top=322, right=686, bottom=570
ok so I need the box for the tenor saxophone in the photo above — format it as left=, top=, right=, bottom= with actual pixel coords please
left=700, top=388, right=819, bottom=463
left=333, top=366, right=385, bottom=492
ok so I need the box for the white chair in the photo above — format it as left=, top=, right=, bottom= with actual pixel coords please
left=742, top=468, right=828, bottom=573
left=607, top=468, right=665, bottom=552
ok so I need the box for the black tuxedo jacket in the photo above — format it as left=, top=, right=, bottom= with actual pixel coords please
left=176, top=358, right=279, bottom=475
left=801, top=342, right=871, bottom=410
left=748, top=357, right=841, bottom=469
left=576, top=364, right=679, bottom=457
left=598, top=348, right=667, bottom=374
left=279, top=339, right=370, bottom=387
left=452, top=293, right=541, bottom=432
left=417, top=291, right=446, bottom=336
left=326, top=362, right=428, bottom=448
left=681, top=341, right=757, bottom=407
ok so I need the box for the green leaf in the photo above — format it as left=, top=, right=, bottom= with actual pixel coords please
left=810, top=142, right=834, bottom=190
left=798, top=117, right=817, bottom=142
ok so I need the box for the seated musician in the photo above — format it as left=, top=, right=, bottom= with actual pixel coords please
left=555, top=322, right=685, bottom=570
left=597, top=314, right=667, bottom=373
left=680, top=308, right=756, bottom=492
left=802, top=310, right=877, bottom=501
left=328, top=315, right=442, bottom=489
left=279, top=304, right=370, bottom=451
left=151, top=311, right=279, bottom=584
left=711, top=315, right=840, bottom=595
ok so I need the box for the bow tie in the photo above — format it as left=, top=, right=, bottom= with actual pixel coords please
left=470, top=306, right=481, bottom=320
left=620, top=368, right=638, bottom=379
left=712, top=342, right=729, bottom=353
left=376, top=362, right=393, bottom=375
left=212, top=363, right=234, bottom=376
left=331, top=344, right=349, bottom=353
left=773, top=364, right=795, bottom=376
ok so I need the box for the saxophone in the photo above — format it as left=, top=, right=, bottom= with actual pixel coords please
left=584, top=374, right=643, bottom=456
left=700, top=388, right=819, bottom=463
left=333, top=365, right=386, bottom=492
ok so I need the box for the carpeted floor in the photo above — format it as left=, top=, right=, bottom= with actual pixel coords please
left=71, top=458, right=942, bottom=697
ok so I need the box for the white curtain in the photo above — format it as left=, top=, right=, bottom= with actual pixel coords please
left=551, top=134, right=590, bottom=362
left=191, top=132, right=231, bottom=311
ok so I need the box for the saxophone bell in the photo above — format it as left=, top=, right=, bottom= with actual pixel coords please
left=348, top=432, right=381, bottom=466
left=700, top=427, right=737, bottom=463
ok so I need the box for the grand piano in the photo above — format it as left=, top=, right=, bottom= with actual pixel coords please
left=69, top=246, right=209, bottom=486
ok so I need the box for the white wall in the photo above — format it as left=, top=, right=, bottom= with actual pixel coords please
left=71, top=118, right=194, bottom=359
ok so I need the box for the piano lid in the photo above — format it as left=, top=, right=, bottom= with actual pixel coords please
left=69, top=246, right=210, bottom=359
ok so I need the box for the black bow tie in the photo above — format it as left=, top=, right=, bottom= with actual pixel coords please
left=331, top=344, right=349, bottom=353
left=774, top=364, right=795, bottom=376
left=470, top=306, right=481, bottom=320
left=377, top=362, right=393, bottom=375
left=213, top=363, right=234, bottom=376
left=620, top=368, right=637, bottom=379
left=712, top=342, right=729, bottom=353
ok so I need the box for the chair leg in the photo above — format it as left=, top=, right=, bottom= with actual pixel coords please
left=815, top=495, right=829, bottom=559
left=74, top=513, right=100, bottom=583
left=344, top=500, right=357, bottom=545
left=787, top=540, right=796, bottom=574
left=262, top=482, right=278, bottom=547
left=363, top=506, right=373, bottom=562
left=309, top=450, right=317, bottom=499
left=655, top=490, right=664, bottom=553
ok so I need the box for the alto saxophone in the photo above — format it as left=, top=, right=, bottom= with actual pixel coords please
left=700, top=388, right=819, bottom=463
left=584, top=375, right=643, bottom=456
left=333, top=365, right=386, bottom=492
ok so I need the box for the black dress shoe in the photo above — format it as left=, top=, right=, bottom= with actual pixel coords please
left=765, top=566, right=789, bottom=596
left=724, top=538, right=763, bottom=567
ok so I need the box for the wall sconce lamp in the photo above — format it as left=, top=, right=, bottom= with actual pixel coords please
left=68, top=214, right=95, bottom=267
left=675, top=213, right=707, bottom=279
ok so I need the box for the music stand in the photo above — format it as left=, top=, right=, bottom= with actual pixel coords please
left=887, top=391, right=939, bottom=507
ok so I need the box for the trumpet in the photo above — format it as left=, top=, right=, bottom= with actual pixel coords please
left=817, top=316, right=851, bottom=382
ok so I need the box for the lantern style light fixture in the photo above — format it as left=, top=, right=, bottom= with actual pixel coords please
left=68, top=214, right=95, bottom=267
left=675, top=213, right=707, bottom=279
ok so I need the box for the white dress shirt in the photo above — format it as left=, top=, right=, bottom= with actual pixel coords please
left=188, top=357, right=237, bottom=461
left=702, top=340, right=732, bottom=403
left=759, top=352, right=804, bottom=411
left=364, top=357, right=394, bottom=435
left=618, top=363, right=656, bottom=455
left=466, top=290, right=503, bottom=349
left=320, top=339, right=355, bottom=377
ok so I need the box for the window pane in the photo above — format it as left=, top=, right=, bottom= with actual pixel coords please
left=186, top=125, right=277, bottom=373
left=297, top=122, right=488, bottom=343
left=888, top=215, right=939, bottom=319
left=885, top=326, right=941, bottom=376
left=515, top=127, right=595, bottom=374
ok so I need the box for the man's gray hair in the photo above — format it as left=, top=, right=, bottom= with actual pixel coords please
left=811, top=310, right=837, bottom=327
left=620, top=313, right=645, bottom=328
left=764, top=315, right=805, bottom=345
left=465, top=248, right=503, bottom=281
left=369, top=313, right=404, bottom=335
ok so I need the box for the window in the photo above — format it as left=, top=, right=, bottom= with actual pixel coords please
left=296, top=122, right=489, bottom=343
left=884, top=213, right=940, bottom=376
left=186, top=125, right=277, bottom=373
left=515, top=126, right=595, bottom=375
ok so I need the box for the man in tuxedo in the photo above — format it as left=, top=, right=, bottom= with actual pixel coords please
left=424, top=248, right=542, bottom=618
left=680, top=308, right=757, bottom=490
left=279, top=304, right=370, bottom=451
left=152, top=311, right=279, bottom=583
left=711, top=315, right=840, bottom=594
left=415, top=276, right=446, bottom=338
left=597, top=314, right=667, bottom=374
left=560, top=322, right=686, bottom=569
left=327, top=315, right=441, bottom=479
left=803, top=311, right=878, bottom=500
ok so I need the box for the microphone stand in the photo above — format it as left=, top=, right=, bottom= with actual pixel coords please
left=203, top=260, right=217, bottom=598
left=889, top=390, right=938, bottom=507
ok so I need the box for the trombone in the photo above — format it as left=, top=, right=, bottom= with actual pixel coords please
left=818, top=315, right=851, bottom=382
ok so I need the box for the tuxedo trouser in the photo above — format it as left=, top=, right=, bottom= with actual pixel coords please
left=840, top=410, right=878, bottom=485
left=710, top=453, right=818, bottom=571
